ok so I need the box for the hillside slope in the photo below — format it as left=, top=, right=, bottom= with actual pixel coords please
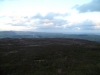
left=0, top=38, right=100, bottom=75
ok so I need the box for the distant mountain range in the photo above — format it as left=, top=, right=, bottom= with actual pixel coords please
left=0, top=31, right=100, bottom=43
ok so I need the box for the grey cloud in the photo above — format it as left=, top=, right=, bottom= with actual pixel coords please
left=79, top=20, right=95, bottom=30
left=23, top=16, right=29, bottom=19
left=44, top=12, right=68, bottom=20
left=12, top=22, right=27, bottom=26
left=5, top=15, right=96, bottom=32
left=73, top=0, right=100, bottom=13
left=6, top=22, right=27, bottom=26
left=30, top=18, right=68, bottom=31
left=52, top=19, right=67, bottom=26
left=32, top=12, right=69, bottom=20
left=4, top=15, right=98, bottom=32
left=67, top=20, right=95, bottom=30
left=32, top=13, right=43, bottom=19
left=44, top=12, right=57, bottom=20
left=30, top=12, right=68, bottom=30
left=24, top=16, right=96, bottom=31
left=35, top=18, right=67, bottom=26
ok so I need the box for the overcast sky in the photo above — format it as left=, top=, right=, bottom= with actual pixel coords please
left=0, top=0, right=100, bottom=33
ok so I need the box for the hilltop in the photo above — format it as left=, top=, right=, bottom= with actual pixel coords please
left=0, top=31, right=100, bottom=43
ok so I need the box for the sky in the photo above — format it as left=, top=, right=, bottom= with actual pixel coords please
left=0, top=0, right=100, bottom=33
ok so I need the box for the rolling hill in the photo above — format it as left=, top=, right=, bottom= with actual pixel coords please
left=0, top=31, right=100, bottom=43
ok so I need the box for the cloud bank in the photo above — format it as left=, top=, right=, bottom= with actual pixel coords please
left=74, top=0, right=100, bottom=13
left=0, top=11, right=100, bottom=32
